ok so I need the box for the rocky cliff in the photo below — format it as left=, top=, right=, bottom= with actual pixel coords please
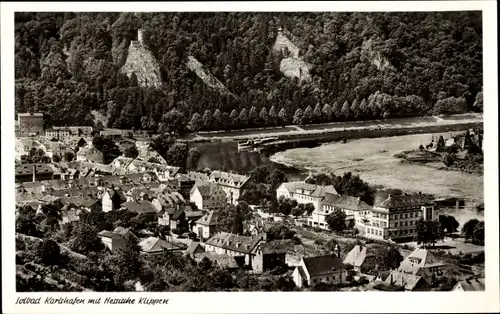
left=120, top=38, right=162, bottom=88
left=186, top=56, right=232, bottom=95
left=272, top=29, right=311, bottom=83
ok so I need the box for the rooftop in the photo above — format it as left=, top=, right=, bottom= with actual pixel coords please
left=281, top=181, right=338, bottom=197
left=205, top=232, right=262, bottom=254
left=302, top=255, right=345, bottom=276
left=322, top=193, right=372, bottom=211
left=376, top=193, right=434, bottom=209
left=455, top=277, right=485, bottom=291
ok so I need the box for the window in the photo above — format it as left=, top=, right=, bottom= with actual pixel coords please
left=409, top=213, right=413, bottom=218
left=404, top=214, right=408, bottom=218
left=405, top=221, right=408, bottom=226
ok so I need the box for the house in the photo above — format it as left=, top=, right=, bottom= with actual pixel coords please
left=159, top=205, right=188, bottom=230
left=208, top=171, right=251, bottom=204
left=98, top=227, right=138, bottom=252
left=101, top=188, right=127, bottom=212
left=139, top=237, right=185, bottom=255
left=152, top=192, right=185, bottom=213
left=190, top=181, right=227, bottom=210
left=453, top=277, right=485, bottom=291
left=15, top=138, right=46, bottom=160
left=367, top=193, right=437, bottom=241
left=136, top=146, right=167, bottom=165
left=18, top=112, right=44, bottom=136
left=204, top=232, right=263, bottom=268
left=76, top=144, right=104, bottom=163
left=183, top=242, right=205, bottom=258
left=250, top=238, right=290, bottom=273
left=15, top=163, right=54, bottom=183
left=45, top=142, right=75, bottom=160
left=121, top=200, right=157, bottom=217
left=384, top=270, right=429, bottom=291
left=174, top=174, right=196, bottom=199
left=112, top=157, right=180, bottom=181
left=194, top=211, right=219, bottom=239
left=276, top=181, right=338, bottom=212
left=397, top=247, right=445, bottom=285
left=60, top=205, right=81, bottom=224
left=61, top=197, right=101, bottom=212
left=68, top=126, right=93, bottom=137
left=308, top=193, right=372, bottom=230
left=343, top=245, right=368, bottom=274
left=292, top=254, right=348, bottom=288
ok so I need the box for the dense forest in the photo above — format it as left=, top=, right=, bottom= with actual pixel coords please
left=15, top=12, right=483, bottom=132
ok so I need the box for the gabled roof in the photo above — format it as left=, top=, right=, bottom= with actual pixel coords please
left=122, top=200, right=157, bottom=214
left=19, top=112, right=44, bottom=117
left=194, top=252, right=239, bottom=269
left=184, top=242, right=205, bottom=257
left=192, top=181, right=221, bottom=197
left=343, top=245, right=367, bottom=267
left=16, top=163, right=54, bottom=176
left=113, top=227, right=136, bottom=240
left=398, top=248, right=445, bottom=275
left=280, top=181, right=338, bottom=197
left=77, top=144, right=103, bottom=157
left=384, top=270, right=425, bottom=291
left=209, top=170, right=250, bottom=188
left=322, top=193, right=372, bottom=211
left=139, top=237, right=184, bottom=253
left=255, top=240, right=292, bottom=254
left=376, top=193, right=434, bottom=209
left=302, top=255, right=345, bottom=276
left=196, top=211, right=219, bottom=226
left=205, top=232, right=262, bottom=254
left=454, top=277, right=485, bottom=291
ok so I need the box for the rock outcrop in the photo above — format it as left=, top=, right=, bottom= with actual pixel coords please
left=186, top=56, right=233, bottom=95
left=120, top=29, right=162, bottom=88
left=272, top=28, right=311, bottom=83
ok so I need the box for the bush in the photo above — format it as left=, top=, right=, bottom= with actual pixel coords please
left=38, top=239, right=62, bottom=266
left=442, top=153, right=456, bottom=167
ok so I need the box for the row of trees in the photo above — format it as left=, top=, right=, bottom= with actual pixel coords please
left=15, top=12, right=482, bottom=132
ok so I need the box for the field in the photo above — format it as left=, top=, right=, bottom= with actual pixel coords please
left=270, top=131, right=484, bottom=204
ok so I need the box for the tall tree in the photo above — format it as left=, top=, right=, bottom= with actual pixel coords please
left=313, top=103, right=323, bottom=123
left=259, top=107, right=268, bottom=126
left=188, top=112, right=203, bottom=132
left=278, top=108, right=288, bottom=126
left=249, top=106, right=258, bottom=126
left=202, top=109, right=213, bottom=130
left=292, top=108, right=304, bottom=125
left=268, top=105, right=278, bottom=126
left=340, top=100, right=351, bottom=120
left=322, top=103, right=333, bottom=122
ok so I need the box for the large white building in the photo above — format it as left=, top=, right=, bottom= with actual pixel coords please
left=308, top=193, right=372, bottom=230
left=365, top=193, right=438, bottom=241
left=276, top=181, right=338, bottom=212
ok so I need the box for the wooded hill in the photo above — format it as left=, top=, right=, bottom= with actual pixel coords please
left=15, top=12, right=483, bottom=133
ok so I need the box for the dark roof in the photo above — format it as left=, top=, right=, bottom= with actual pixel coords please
left=257, top=240, right=292, bottom=254
left=322, top=193, right=372, bottom=211
left=122, top=200, right=157, bottom=214
left=375, top=193, right=434, bottom=209
left=16, top=163, right=54, bottom=176
left=205, top=232, right=262, bottom=254
left=196, top=211, right=219, bottom=226
left=171, top=207, right=185, bottom=220
left=193, top=181, right=219, bottom=197
left=303, top=255, right=346, bottom=276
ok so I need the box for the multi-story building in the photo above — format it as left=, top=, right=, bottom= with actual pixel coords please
left=45, top=127, right=73, bottom=141
left=208, top=171, right=250, bottom=205
left=15, top=163, right=54, bottom=183
left=276, top=181, right=338, bottom=212
left=366, top=193, right=437, bottom=241
left=76, top=144, right=104, bottom=163
left=308, top=193, right=372, bottom=230
left=18, top=112, right=44, bottom=136
left=190, top=181, right=227, bottom=210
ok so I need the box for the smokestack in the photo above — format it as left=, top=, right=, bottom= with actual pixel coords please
left=32, top=165, right=36, bottom=182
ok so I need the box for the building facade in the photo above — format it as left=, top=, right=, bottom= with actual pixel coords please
left=18, top=113, right=44, bottom=136
left=366, top=194, right=438, bottom=241
left=190, top=182, right=227, bottom=210
left=276, top=181, right=338, bottom=212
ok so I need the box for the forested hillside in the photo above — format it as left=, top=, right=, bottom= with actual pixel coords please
left=15, top=12, right=483, bottom=132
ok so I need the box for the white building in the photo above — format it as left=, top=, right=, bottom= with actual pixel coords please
left=276, top=181, right=338, bottom=212
left=308, top=193, right=372, bottom=230
left=366, top=193, right=438, bottom=241
left=190, top=181, right=227, bottom=210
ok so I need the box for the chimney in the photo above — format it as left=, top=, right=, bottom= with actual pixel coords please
left=357, top=197, right=361, bottom=205
left=32, top=165, right=36, bottom=182
left=236, top=242, right=241, bottom=248
left=138, top=29, right=144, bottom=44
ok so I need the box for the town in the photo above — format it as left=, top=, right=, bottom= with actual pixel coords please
left=15, top=111, right=485, bottom=292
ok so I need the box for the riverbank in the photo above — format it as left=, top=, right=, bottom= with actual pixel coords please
left=185, top=113, right=483, bottom=143
left=270, top=131, right=484, bottom=203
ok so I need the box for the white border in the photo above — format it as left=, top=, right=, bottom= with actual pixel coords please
left=2, top=2, right=498, bottom=314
